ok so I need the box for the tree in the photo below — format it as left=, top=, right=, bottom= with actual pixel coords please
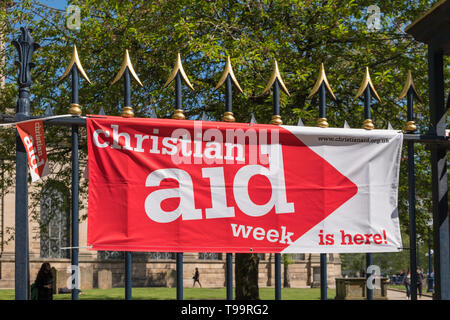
left=0, top=0, right=448, bottom=298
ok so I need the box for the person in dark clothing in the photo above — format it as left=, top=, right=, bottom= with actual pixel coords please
left=35, top=262, right=53, bottom=300
left=192, top=267, right=202, bottom=288
left=403, top=270, right=411, bottom=299
left=417, top=268, right=424, bottom=298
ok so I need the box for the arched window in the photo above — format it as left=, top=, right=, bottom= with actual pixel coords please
left=40, top=181, right=70, bottom=258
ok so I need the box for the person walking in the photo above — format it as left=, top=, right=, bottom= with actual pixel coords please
left=35, top=262, right=54, bottom=300
left=417, top=268, right=424, bottom=298
left=403, top=270, right=411, bottom=299
left=192, top=267, right=202, bottom=288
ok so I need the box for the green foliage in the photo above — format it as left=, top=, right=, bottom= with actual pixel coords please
left=0, top=0, right=447, bottom=254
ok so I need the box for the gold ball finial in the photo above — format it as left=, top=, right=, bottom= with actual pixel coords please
left=121, top=106, right=134, bottom=118
left=362, top=119, right=375, bottom=130
left=172, top=109, right=185, bottom=120
left=316, top=118, right=329, bottom=128
left=222, top=111, right=235, bottom=122
left=270, top=115, right=283, bottom=125
left=68, top=103, right=82, bottom=116
left=404, top=121, right=417, bottom=132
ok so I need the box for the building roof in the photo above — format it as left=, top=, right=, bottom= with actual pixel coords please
left=405, top=0, right=450, bottom=53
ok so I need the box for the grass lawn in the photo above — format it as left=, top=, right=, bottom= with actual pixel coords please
left=0, top=287, right=336, bottom=300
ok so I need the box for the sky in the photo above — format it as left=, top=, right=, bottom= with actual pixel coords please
left=38, top=0, right=69, bottom=11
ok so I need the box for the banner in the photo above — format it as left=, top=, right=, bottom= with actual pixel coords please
left=16, top=119, right=49, bottom=182
left=87, top=115, right=403, bottom=253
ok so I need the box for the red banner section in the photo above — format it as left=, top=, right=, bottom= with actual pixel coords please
left=16, top=119, right=49, bottom=182
left=87, top=116, right=402, bottom=253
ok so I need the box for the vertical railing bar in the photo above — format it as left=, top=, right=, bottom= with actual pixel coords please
left=273, top=79, right=282, bottom=301
left=406, top=86, right=418, bottom=300
left=318, top=81, right=328, bottom=301
left=363, top=85, right=374, bottom=301
left=175, top=71, right=184, bottom=301
left=70, top=65, right=80, bottom=300
left=225, top=74, right=233, bottom=300
left=123, top=67, right=133, bottom=301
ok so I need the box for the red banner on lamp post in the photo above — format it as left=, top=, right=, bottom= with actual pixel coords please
left=87, top=115, right=403, bottom=253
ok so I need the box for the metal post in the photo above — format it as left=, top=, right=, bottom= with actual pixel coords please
left=215, top=57, right=243, bottom=299
left=366, top=252, right=373, bottom=300
left=226, top=253, right=233, bottom=300
left=60, top=45, right=91, bottom=300
left=12, top=27, right=39, bottom=301
left=363, top=86, right=373, bottom=301
left=406, top=87, right=418, bottom=300
left=164, top=54, right=194, bottom=300
left=175, top=71, right=183, bottom=300
left=111, top=50, right=144, bottom=299
left=320, top=253, right=327, bottom=300
left=123, top=67, right=132, bottom=300
left=275, top=253, right=281, bottom=300
left=428, top=45, right=449, bottom=300
left=319, top=82, right=327, bottom=300
left=225, top=75, right=233, bottom=300
left=71, top=66, right=80, bottom=300
left=272, top=79, right=282, bottom=301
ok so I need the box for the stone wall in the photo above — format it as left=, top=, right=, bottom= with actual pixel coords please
left=0, top=253, right=341, bottom=290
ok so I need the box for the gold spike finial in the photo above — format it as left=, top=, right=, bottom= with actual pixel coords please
left=354, top=67, right=381, bottom=102
left=111, top=49, right=143, bottom=87
left=163, top=53, right=194, bottom=91
left=307, top=63, right=336, bottom=100
left=261, top=59, right=290, bottom=97
left=399, top=70, right=422, bottom=103
left=214, top=56, right=243, bottom=93
left=59, top=45, right=91, bottom=84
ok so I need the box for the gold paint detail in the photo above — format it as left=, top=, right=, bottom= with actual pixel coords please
left=111, top=49, right=143, bottom=87
left=270, top=115, right=283, bottom=125
left=172, top=109, right=186, bottom=120
left=362, top=119, right=375, bottom=130
left=121, top=106, right=134, bottom=118
left=316, top=117, right=329, bottom=128
left=307, top=63, right=336, bottom=100
left=163, top=53, right=194, bottom=91
left=222, top=111, right=235, bottom=122
left=68, top=103, right=82, bottom=116
left=354, top=67, right=381, bottom=101
left=404, top=120, right=417, bottom=132
left=214, top=56, right=243, bottom=93
left=399, top=70, right=422, bottom=103
left=261, top=60, right=290, bottom=97
left=59, top=45, right=91, bottom=84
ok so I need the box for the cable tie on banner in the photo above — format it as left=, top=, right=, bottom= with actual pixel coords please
left=60, top=245, right=93, bottom=250
left=0, top=114, right=83, bottom=128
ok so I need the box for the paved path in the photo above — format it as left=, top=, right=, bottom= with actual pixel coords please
left=387, top=289, right=432, bottom=300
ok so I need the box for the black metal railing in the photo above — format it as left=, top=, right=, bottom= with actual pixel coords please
left=3, top=27, right=448, bottom=301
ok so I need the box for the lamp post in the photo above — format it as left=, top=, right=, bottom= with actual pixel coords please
left=12, top=27, right=39, bottom=300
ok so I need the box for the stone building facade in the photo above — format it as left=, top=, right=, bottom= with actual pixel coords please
left=0, top=174, right=341, bottom=290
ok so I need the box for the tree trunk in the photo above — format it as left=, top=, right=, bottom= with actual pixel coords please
left=235, top=253, right=260, bottom=300
left=284, top=263, right=291, bottom=288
